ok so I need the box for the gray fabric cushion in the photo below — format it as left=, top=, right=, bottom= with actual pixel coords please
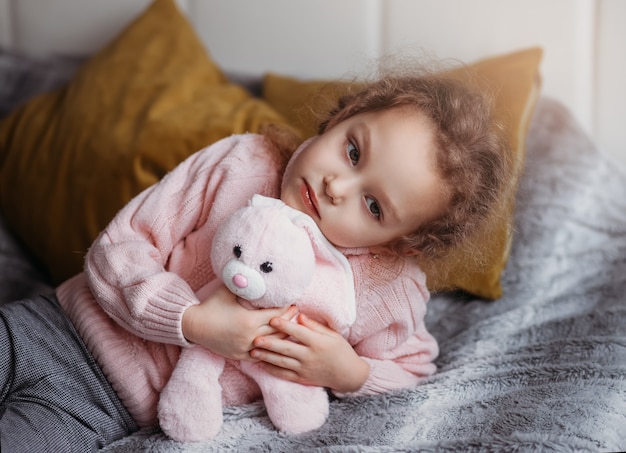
left=0, top=214, right=53, bottom=304
left=0, top=49, right=76, bottom=301
left=0, top=49, right=82, bottom=118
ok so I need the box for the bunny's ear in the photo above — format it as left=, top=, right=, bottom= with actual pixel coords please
left=283, top=206, right=348, bottom=282
left=298, top=218, right=357, bottom=329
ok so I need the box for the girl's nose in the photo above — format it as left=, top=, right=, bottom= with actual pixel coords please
left=324, top=175, right=353, bottom=204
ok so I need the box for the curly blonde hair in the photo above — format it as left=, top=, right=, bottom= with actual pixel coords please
left=264, top=70, right=514, bottom=274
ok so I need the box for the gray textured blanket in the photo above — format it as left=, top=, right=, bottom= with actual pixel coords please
left=100, top=98, right=626, bottom=452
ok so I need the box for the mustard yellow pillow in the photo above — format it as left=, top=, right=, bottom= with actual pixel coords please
left=263, top=47, right=543, bottom=299
left=0, top=0, right=290, bottom=284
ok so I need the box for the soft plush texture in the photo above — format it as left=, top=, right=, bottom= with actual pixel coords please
left=95, top=97, right=626, bottom=453
left=158, top=194, right=356, bottom=441
left=0, top=0, right=290, bottom=284
left=262, top=47, right=543, bottom=299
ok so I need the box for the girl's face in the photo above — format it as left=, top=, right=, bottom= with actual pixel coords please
left=281, top=107, right=448, bottom=251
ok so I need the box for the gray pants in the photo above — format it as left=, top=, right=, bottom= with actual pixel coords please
left=0, top=294, right=138, bottom=452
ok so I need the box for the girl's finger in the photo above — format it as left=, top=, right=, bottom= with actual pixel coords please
left=256, top=304, right=295, bottom=320
left=279, top=305, right=299, bottom=320
left=268, top=317, right=313, bottom=344
left=257, top=361, right=302, bottom=383
left=250, top=305, right=297, bottom=332
left=253, top=335, right=304, bottom=358
left=296, top=313, right=334, bottom=334
left=260, top=331, right=289, bottom=341
left=256, top=323, right=282, bottom=337
left=250, top=347, right=300, bottom=371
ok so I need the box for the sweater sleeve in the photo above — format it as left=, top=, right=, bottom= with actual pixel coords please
left=84, top=134, right=278, bottom=347
left=334, top=254, right=439, bottom=398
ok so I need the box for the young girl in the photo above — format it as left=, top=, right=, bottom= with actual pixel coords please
left=0, top=72, right=511, bottom=451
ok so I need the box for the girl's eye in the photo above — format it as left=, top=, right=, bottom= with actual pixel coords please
left=346, top=141, right=360, bottom=165
left=366, top=197, right=381, bottom=219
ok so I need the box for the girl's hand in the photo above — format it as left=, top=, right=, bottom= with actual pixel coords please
left=250, top=313, right=370, bottom=393
left=182, top=285, right=298, bottom=361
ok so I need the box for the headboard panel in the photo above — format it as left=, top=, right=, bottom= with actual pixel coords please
left=0, top=0, right=624, bottom=165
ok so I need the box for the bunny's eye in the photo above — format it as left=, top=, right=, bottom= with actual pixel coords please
left=233, top=245, right=242, bottom=258
left=260, top=261, right=273, bottom=273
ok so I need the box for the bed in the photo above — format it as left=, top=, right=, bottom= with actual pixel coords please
left=1, top=1, right=625, bottom=452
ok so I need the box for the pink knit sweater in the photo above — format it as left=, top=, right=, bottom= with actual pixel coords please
left=57, top=134, right=439, bottom=427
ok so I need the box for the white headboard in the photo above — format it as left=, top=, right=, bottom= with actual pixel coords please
left=1, top=0, right=624, bottom=165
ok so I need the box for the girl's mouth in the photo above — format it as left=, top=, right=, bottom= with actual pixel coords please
left=301, top=180, right=320, bottom=218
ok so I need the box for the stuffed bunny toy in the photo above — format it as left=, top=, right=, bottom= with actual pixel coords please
left=158, top=194, right=356, bottom=442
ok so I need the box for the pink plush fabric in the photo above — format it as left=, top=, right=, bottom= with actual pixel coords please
left=158, top=195, right=356, bottom=440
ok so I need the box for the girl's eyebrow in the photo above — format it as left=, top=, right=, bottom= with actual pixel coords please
left=356, top=121, right=401, bottom=224
left=353, top=121, right=370, bottom=155
left=378, top=188, right=401, bottom=224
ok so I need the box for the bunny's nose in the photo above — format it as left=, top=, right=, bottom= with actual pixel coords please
left=232, top=274, right=248, bottom=289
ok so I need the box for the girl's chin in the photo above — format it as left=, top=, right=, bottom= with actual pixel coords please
left=280, top=191, right=301, bottom=214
